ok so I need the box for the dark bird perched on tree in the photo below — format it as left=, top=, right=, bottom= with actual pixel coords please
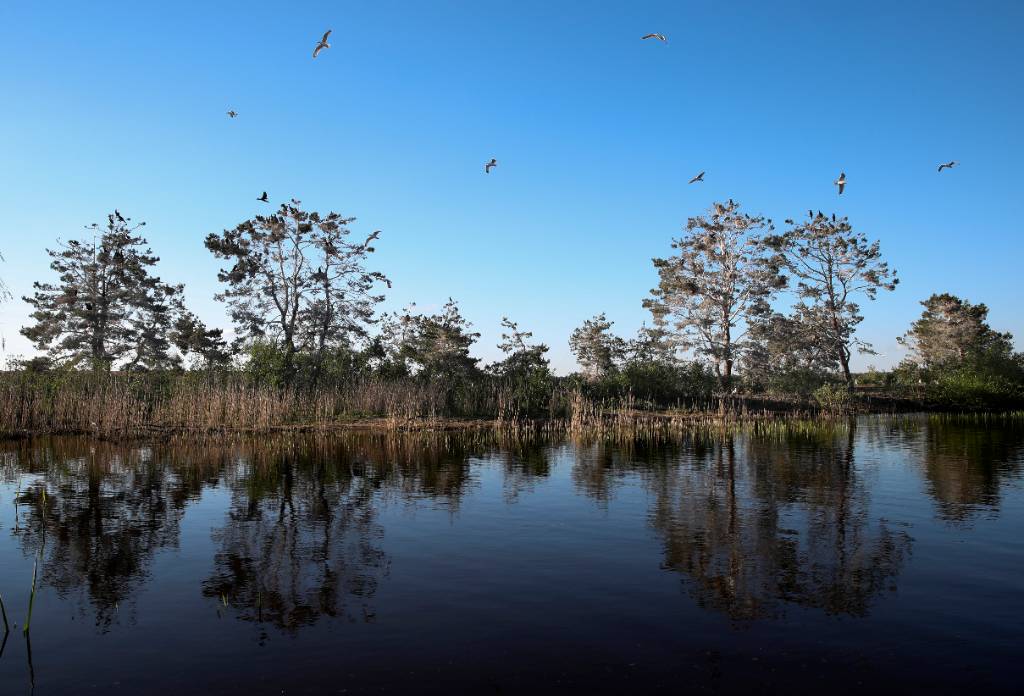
left=937, top=160, right=957, bottom=172
left=227, top=110, right=238, bottom=118
left=808, top=209, right=813, bottom=218
left=688, top=171, right=705, bottom=184
left=115, top=210, right=126, bottom=223
left=834, top=171, right=846, bottom=195
left=313, top=30, right=332, bottom=58
left=257, top=192, right=269, bottom=202
left=641, top=33, right=667, bottom=42
left=832, top=213, right=836, bottom=222
left=485, top=158, right=497, bottom=174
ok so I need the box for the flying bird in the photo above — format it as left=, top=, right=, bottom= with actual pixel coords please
left=641, top=33, right=667, bottom=42
left=834, top=171, right=846, bottom=195
left=688, top=171, right=705, bottom=184
left=484, top=158, right=497, bottom=174
left=313, top=30, right=332, bottom=58
left=257, top=191, right=269, bottom=202
left=226, top=110, right=238, bottom=118
left=937, top=160, right=957, bottom=172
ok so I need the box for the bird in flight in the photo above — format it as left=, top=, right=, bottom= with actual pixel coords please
left=688, top=171, right=705, bottom=184
left=313, top=30, right=332, bottom=58
left=834, top=171, right=846, bottom=195
left=641, top=33, right=667, bottom=42
left=115, top=210, right=126, bottom=223
left=937, top=160, right=957, bottom=172
left=485, top=158, right=497, bottom=174
left=226, top=110, right=238, bottom=118
left=257, top=191, right=269, bottom=202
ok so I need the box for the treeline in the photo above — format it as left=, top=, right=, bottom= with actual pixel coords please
left=1, top=200, right=1022, bottom=432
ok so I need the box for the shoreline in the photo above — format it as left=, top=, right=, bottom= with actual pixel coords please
left=4, top=407, right=1017, bottom=441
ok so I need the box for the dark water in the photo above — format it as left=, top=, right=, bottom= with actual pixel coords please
left=0, top=416, right=1022, bottom=694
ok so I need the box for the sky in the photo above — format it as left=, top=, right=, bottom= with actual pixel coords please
left=1, top=0, right=1022, bottom=373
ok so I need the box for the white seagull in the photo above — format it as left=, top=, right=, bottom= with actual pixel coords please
left=641, top=33, right=667, bottom=43
left=834, top=171, right=846, bottom=195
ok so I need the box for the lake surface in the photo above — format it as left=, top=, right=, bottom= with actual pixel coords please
left=1, top=416, right=1022, bottom=694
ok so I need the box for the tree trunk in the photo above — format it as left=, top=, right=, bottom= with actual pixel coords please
left=839, top=346, right=852, bottom=390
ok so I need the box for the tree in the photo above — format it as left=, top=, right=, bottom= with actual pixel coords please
left=743, top=309, right=837, bottom=393
left=396, top=299, right=480, bottom=382
left=569, top=313, right=626, bottom=379
left=898, top=293, right=1014, bottom=368
left=171, top=310, right=230, bottom=368
left=772, top=211, right=897, bottom=388
left=490, top=317, right=553, bottom=417
left=644, top=200, right=784, bottom=388
left=21, top=212, right=183, bottom=370
left=627, top=323, right=679, bottom=366
left=494, top=317, right=550, bottom=376
left=204, top=200, right=389, bottom=381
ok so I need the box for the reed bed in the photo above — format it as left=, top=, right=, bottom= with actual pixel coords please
left=0, top=370, right=955, bottom=440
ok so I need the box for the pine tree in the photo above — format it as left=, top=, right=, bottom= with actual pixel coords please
left=771, top=211, right=897, bottom=388
left=645, top=200, right=784, bottom=388
left=21, top=212, right=183, bottom=370
left=205, top=200, right=389, bottom=381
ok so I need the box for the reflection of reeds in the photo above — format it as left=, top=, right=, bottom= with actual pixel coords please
left=23, top=555, right=38, bottom=634
left=0, top=589, right=9, bottom=635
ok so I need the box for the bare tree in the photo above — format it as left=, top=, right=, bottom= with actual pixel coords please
left=644, top=200, right=784, bottom=388
left=204, top=200, right=389, bottom=381
left=772, top=211, right=897, bottom=387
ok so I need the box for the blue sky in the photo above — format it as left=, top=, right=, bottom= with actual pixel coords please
left=1, top=0, right=1021, bottom=373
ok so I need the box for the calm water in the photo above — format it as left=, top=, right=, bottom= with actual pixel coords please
left=0, top=417, right=1022, bottom=694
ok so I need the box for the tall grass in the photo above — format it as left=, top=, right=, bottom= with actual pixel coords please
left=0, top=369, right=929, bottom=438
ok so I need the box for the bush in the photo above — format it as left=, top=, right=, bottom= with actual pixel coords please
left=813, top=383, right=853, bottom=412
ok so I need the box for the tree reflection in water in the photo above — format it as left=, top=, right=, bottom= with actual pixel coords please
left=8, top=438, right=210, bottom=630
left=916, top=417, right=1024, bottom=524
left=573, top=424, right=913, bottom=621
left=2, top=417, right=1019, bottom=638
left=196, top=435, right=485, bottom=631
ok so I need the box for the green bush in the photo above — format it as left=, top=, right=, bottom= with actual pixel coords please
left=813, top=383, right=853, bottom=412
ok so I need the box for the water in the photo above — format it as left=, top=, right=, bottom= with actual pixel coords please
left=0, top=416, right=1021, bottom=694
